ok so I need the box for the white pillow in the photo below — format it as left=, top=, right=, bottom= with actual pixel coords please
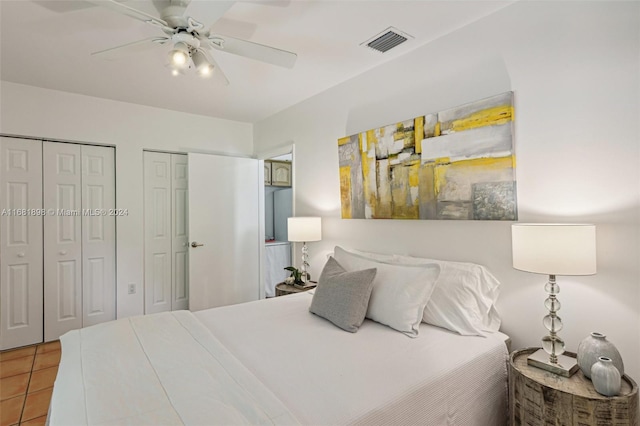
left=333, top=246, right=440, bottom=337
left=392, top=255, right=501, bottom=336
left=349, top=248, right=396, bottom=263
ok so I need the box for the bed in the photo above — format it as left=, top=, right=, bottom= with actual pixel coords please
left=49, top=248, right=509, bottom=425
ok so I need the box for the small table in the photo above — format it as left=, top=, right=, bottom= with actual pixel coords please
left=509, top=347, right=638, bottom=425
left=275, top=282, right=316, bottom=297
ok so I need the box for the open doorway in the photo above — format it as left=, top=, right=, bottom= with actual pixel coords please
left=260, top=147, right=294, bottom=299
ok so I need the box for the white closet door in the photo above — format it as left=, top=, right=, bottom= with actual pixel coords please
left=144, top=152, right=172, bottom=314
left=81, top=145, right=116, bottom=327
left=0, top=137, right=44, bottom=350
left=171, top=154, right=189, bottom=310
left=43, top=142, right=83, bottom=342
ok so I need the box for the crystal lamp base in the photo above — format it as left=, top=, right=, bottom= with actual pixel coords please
left=527, top=348, right=579, bottom=377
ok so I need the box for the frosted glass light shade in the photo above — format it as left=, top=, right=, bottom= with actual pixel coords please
left=288, top=217, right=322, bottom=242
left=192, top=50, right=214, bottom=77
left=168, top=42, right=189, bottom=68
left=512, top=224, right=596, bottom=275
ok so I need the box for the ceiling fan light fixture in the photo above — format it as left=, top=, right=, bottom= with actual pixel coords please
left=169, top=41, right=189, bottom=68
left=192, top=50, right=214, bottom=78
left=198, top=64, right=214, bottom=77
left=86, top=0, right=298, bottom=85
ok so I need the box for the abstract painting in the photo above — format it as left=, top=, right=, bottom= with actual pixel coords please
left=338, top=91, right=516, bottom=220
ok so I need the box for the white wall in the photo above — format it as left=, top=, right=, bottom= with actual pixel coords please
left=255, top=1, right=640, bottom=381
left=0, top=81, right=253, bottom=318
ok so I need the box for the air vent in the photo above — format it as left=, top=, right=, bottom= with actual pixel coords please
left=361, top=27, right=413, bottom=53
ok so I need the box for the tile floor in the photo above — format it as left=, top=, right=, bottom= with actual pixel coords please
left=0, top=341, right=60, bottom=426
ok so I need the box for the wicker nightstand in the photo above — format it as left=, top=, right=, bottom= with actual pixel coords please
left=509, top=347, right=638, bottom=425
left=275, top=282, right=316, bottom=296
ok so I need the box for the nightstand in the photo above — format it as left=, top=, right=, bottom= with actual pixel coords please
left=275, top=282, right=316, bottom=296
left=509, top=347, right=638, bottom=425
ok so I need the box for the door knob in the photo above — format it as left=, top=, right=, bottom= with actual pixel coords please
left=59, top=250, right=67, bottom=255
left=191, top=242, right=204, bottom=248
left=17, top=252, right=25, bottom=258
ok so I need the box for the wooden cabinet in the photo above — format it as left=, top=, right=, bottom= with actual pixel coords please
left=271, top=161, right=291, bottom=186
left=264, top=160, right=291, bottom=187
left=264, top=161, right=272, bottom=185
left=509, top=347, right=638, bottom=425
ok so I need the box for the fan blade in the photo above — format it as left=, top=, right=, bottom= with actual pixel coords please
left=84, top=0, right=174, bottom=33
left=209, top=35, right=297, bottom=69
left=92, top=37, right=169, bottom=60
left=208, top=18, right=256, bottom=41
left=200, top=48, right=230, bottom=86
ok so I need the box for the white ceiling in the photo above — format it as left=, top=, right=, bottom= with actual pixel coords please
left=0, top=0, right=512, bottom=123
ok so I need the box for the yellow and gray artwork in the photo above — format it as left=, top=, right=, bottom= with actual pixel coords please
left=338, top=91, right=516, bottom=220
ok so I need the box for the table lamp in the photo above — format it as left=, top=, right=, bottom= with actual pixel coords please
left=511, top=223, right=596, bottom=377
left=288, top=217, right=322, bottom=284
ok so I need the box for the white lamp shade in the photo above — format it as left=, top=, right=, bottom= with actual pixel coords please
left=512, top=223, right=596, bottom=275
left=288, top=217, right=322, bottom=242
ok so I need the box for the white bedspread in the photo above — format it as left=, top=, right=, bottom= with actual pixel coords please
left=50, top=311, right=298, bottom=425
left=51, top=292, right=508, bottom=426
left=195, top=291, right=509, bottom=426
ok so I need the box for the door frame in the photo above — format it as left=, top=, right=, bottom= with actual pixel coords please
left=256, top=142, right=295, bottom=299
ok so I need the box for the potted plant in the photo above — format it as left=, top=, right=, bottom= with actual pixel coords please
left=284, top=266, right=310, bottom=288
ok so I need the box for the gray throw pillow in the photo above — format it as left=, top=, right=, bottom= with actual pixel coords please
left=309, top=257, right=377, bottom=333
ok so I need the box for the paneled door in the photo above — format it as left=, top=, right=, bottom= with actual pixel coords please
left=188, top=153, right=260, bottom=311
left=43, top=142, right=83, bottom=342
left=0, top=137, right=44, bottom=350
left=144, top=151, right=188, bottom=313
left=81, top=145, right=116, bottom=327
left=43, top=142, right=116, bottom=341
left=144, top=152, right=172, bottom=314
left=171, top=154, right=189, bottom=311
left=1, top=139, right=116, bottom=348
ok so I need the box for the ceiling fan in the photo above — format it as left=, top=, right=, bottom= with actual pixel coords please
left=86, top=0, right=297, bottom=84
